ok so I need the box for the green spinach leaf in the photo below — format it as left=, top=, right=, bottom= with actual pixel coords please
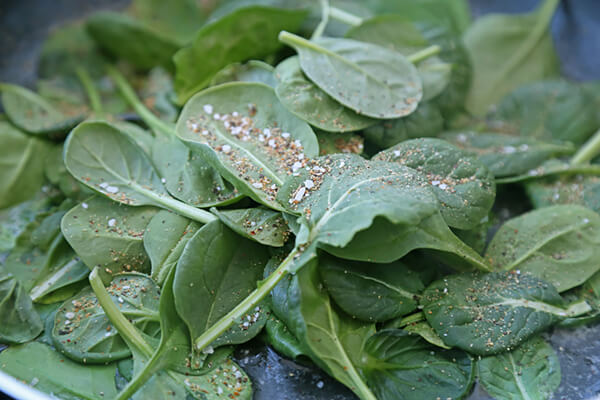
left=211, top=60, right=277, bottom=88
left=211, top=207, right=290, bottom=247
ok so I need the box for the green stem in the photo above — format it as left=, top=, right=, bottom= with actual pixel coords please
left=385, top=312, right=425, bottom=329
left=115, top=352, right=163, bottom=400
left=193, top=248, right=300, bottom=351
left=496, top=164, right=600, bottom=184
left=563, top=300, right=592, bottom=317
left=311, top=0, right=330, bottom=40
left=89, top=267, right=154, bottom=358
left=407, top=45, right=442, bottom=64
left=571, top=129, right=600, bottom=165
left=75, top=67, right=103, bottom=114
left=329, top=6, right=362, bottom=26
left=106, top=65, right=175, bottom=137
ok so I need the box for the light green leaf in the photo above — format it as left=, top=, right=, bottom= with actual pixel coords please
left=211, top=60, right=277, bottom=88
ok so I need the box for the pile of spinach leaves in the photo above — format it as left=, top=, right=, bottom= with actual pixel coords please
left=2, top=0, right=600, bottom=399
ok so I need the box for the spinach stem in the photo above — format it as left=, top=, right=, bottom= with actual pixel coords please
left=106, top=65, right=175, bottom=137
left=571, top=128, right=600, bottom=166
left=75, top=67, right=103, bottom=114
left=328, top=6, right=363, bottom=26
left=385, top=312, right=425, bottom=329
left=193, top=247, right=300, bottom=352
left=89, top=267, right=154, bottom=358
left=496, top=163, right=600, bottom=184
left=311, top=0, right=330, bottom=40
left=408, top=45, right=442, bottom=64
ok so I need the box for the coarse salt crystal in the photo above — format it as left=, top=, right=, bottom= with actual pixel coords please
left=108, top=218, right=117, bottom=227
left=438, top=183, right=448, bottom=190
left=106, top=185, right=119, bottom=193
left=431, top=180, right=440, bottom=186
left=281, top=132, right=290, bottom=139
left=82, top=202, right=88, bottom=209
left=393, top=150, right=401, bottom=157
left=304, top=180, right=315, bottom=189
left=222, top=144, right=232, bottom=153
left=99, top=182, right=109, bottom=189
left=268, top=139, right=276, bottom=148
left=203, top=104, right=213, bottom=114
left=213, top=113, right=221, bottom=120
left=294, top=187, right=306, bottom=202
left=65, top=312, right=75, bottom=319
left=264, top=128, right=271, bottom=137
left=161, top=178, right=166, bottom=184
left=252, top=182, right=263, bottom=189
left=292, top=162, right=303, bottom=172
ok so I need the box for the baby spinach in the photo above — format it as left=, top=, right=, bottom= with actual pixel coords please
left=362, top=101, right=444, bottom=149
left=285, top=260, right=377, bottom=400
left=0, top=83, right=85, bottom=135
left=403, top=321, right=451, bottom=349
left=64, top=121, right=217, bottom=223
left=0, top=342, right=119, bottom=399
left=52, top=274, right=160, bottom=363
left=274, top=56, right=377, bottom=132
left=316, top=130, right=364, bottom=155
left=373, top=138, right=496, bottom=230
left=485, top=205, right=600, bottom=292
left=525, top=174, right=600, bottom=214
left=143, top=210, right=200, bottom=286
left=211, top=60, right=277, bottom=87
left=211, top=207, right=290, bottom=247
left=320, top=255, right=423, bottom=322
left=176, top=82, right=318, bottom=211
left=263, top=316, right=306, bottom=360
left=361, top=329, right=474, bottom=400
left=0, top=121, right=53, bottom=209
left=463, top=0, right=560, bottom=115
left=173, top=220, right=270, bottom=350
left=489, top=80, right=599, bottom=146
left=174, top=6, right=308, bottom=103
left=421, top=272, right=590, bottom=355
left=440, top=131, right=575, bottom=178
left=61, top=196, right=158, bottom=277
left=477, top=337, right=561, bottom=400
left=0, top=265, right=43, bottom=344
left=279, top=31, right=422, bottom=119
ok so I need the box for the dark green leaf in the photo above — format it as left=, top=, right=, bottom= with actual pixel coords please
left=320, top=255, right=423, bottom=322
left=361, top=329, right=474, bottom=400
left=478, top=337, right=561, bottom=400
left=0, top=342, right=119, bottom=399
left=176, top=82, right=318, bottom=211
left=489, top=80, right=599, bottom=146
left=45, top=144, right=93, bottom=201
left=211, top=60, right=277, bottom=88
left=525, top=174, right=600, bottom=214
left=263, top=316, right=306, bottom=360
left=373, top=138, right=496, bottom=230
left=61, top=196, right=158, bottom=277
left=403, top=321, right=451, bottom=349
left=421, top=272, right=578, bottom=355
left=316, top=131, right=364, bottom=155
left=279, top=32, right=422, bottom=119
left=174, top=6, right=308, bottom=103
left=52, top=274, right=160, bottom=363
left=362, top=101, right=444, bottom=149
left=173, top=220, right=270, bottom=350
left=463, top=0, right=561, bottom=115
left=440, top=131, right=575, bottom=178
left=211, top=207, right=290, bottom=247
left=143, top=210, right=200, bottom=286
left=274, top=56, right=376, bottom=132
left=485, top=205, right=600, bottom=292
left=0, top=265, right=43, bottom=344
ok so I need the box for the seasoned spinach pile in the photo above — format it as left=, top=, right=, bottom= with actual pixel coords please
left=2, top=0, right=600, bottom=399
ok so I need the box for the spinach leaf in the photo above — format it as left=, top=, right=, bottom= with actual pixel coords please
left=279, top=32, right=422, bottom=119
left=211, top=207, right=290, bottom=247
left=525, top=174, right=600, bottom=214
left=87, top=12, right=180, bottom=71
left=0, top=121, right=53, bottom=209
left=285, top=260, right=377, bottom=400
left=45, top=144, right=93, bottom=201
left=316, top=131, right=364, bottom=155
left=478, top=336, right=560, bottom=400
left=274, top=56, right=376, bottom=132
left=52, top=274, right=160, bottom=363
left=440, top=131, right=575, bottom=178
left=61, top=196, right=158, bottom=277
left=489, top=80, right=599, bottom=146
left=173, top=220, right=270, bottom=350
left=403, top=321, right=450, bottom=349
left=362, top=101, right=444, bottom=149
left=176, top=82, right=318, bottom=211
left=263, top=316, right=306, bottom=360
left=485, top=205, right=600, bottom=292
left=0, top=265, right=43, bottom=344
left=421, top=272, right=589, bottom=355
left=143, top=210, right=200, bottom=286
left=138, top=67, right=178, bottom=122
left=64, top=121, right=217, bottom=223
left=0, top=342, right=119, bottom=400
left=174, top=6, right=308, bottom=103
left=373, top=138, right=496, bottom=230
left=320, top=255, right=423, bottom=322
left=150, top=131, right=242, bottom=207
left=345, top=15, right=451, bottom=101
left=279, top=154, right=489, bottom=270
left=0, top=83, right=86, bottom=135
left=211, top=60, right=277, bottom=88
left=463, top=0, right=561, bottom=115
left=361, top=329, right=474, bottom=400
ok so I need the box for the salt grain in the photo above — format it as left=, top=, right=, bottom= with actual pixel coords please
left=203, top=104, right=213, bottom=114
